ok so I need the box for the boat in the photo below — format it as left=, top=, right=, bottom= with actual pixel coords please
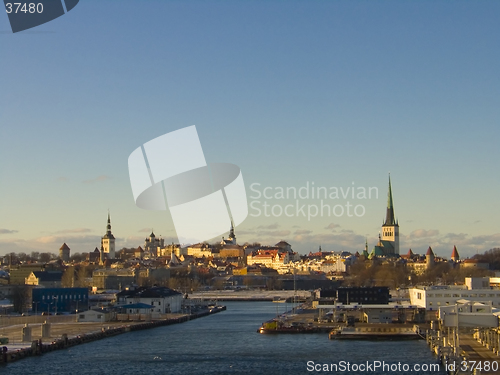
left=258, top=320, right=323, bottom=334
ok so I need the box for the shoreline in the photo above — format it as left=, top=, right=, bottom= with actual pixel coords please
left=0, top=305, right=226, bottom=365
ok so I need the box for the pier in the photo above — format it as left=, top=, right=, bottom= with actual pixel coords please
left=426, top=325, right=500, bottom=374
left=0, top=305, right=225, bottom=364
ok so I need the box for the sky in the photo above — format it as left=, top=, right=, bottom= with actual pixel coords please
left=1, top=0, right=499, bottom=259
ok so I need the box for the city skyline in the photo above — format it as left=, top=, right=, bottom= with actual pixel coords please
left=2, top=1, right=499, bottom=258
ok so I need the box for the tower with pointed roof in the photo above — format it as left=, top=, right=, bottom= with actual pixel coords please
left=381, top=175, right=399, bottom=255
left=426, top=246, right=435, bottom=270
left=451, top=246, right=460, bottom=262
left=101, top=212, right=115, bottom=259
left=59, top=243, right=70, bottom=262
left=221, top=221, right=237, bottom=245
left=227, top=220, right=236, bottom=245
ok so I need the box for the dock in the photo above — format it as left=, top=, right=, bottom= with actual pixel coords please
left=426, top=326, right=500, bottom=374
left=0, top=305, right=225, bottom=364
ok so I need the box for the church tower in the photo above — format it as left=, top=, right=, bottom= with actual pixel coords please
left=381, top=175, right=399, bottom=255
left=227, top=220, right=236, bottom=245
left=101, top=212, right=116, bottom=259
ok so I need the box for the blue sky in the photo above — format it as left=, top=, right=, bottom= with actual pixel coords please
left=1, top=0, right=499, bottom=258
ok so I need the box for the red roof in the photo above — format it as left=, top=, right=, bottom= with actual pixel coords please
left=451, top=246, right=459, bottom=259
left=59, top=243, right=70, bottom=251
left=426, top=247, right=434, bottom=256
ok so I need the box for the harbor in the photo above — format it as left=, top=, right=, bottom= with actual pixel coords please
left=0, top=301, right=440, bottom=375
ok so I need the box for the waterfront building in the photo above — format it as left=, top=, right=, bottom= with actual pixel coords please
left=101, top=213, right=116, bottom=259
left=77, top=308, right=114, bottom=322
left=32, top=287, right=88, bottom=314
left=59, top=243, right=70, bottom=262
left=336, top=286, right=391, bottom=305
left=409, top=277, right=500, bottom=309
left=116, top=286, right=183, bottom=313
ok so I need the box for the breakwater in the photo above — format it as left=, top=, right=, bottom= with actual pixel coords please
left=0, top=305, right=225, bottom=364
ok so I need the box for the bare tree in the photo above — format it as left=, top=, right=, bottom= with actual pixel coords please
left=62, top=266, right=75, bottom=287
left=9, top=285, right=30, bottom=314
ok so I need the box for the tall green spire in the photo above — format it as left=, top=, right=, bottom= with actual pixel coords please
left=383, top=174, right=397, bottom=226
left=387, top=174, right=393, bottom=209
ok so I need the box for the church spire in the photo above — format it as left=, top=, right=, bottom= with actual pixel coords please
left=106, top=211, right=112, bottom=235
left=384, top=174, right=397, bottom=226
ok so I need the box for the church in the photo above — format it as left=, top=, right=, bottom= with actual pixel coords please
left=100, top=212, right=116, bottom=261
left=368, top=175, right=400, bottom=258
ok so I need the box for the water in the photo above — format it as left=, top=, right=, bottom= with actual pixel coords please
left=2, top=302, right=445, bottom=374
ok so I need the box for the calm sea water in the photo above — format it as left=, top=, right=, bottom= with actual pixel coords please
left=2, top=301, right=445, bottom=375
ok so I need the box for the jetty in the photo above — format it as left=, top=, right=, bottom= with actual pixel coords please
left=329, top=324, right=423, bottom=340
left=0, top=305, right=225, bottom=364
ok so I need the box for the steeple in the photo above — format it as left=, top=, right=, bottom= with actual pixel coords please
left=103, top=212, right=115, bottom=240
left=383, top=174, right=397, bottom=227
left=106, top=212, right=112, bottom=235
left=380, top=174, right=400, bottom=256
left=101, top=211, right=116, bottom=259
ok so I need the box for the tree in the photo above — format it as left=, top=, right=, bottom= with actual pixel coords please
left=40, top=252, right=52, bottom=263
left=70, top=252, right=84, bottom=263
left=30, top=251, right=40, bottom=262
left=62, top=266, right=75, bottom=287
left=9, top=285, right=30, bottom=313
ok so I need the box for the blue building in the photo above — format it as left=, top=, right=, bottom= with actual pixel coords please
left=32, top=287, right=89, bottom=314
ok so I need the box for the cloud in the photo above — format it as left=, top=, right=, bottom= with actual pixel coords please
left=35, top=235, right=101, bottom=245
left=0, top=229, right=18, bottom=234
left=82, top=175, right=110, bottom=184
left=138, top=228, right=154, bottom=233
left=266, top=230, right=291, bottom=237
left=57, top=176, right=69, bottom=182
left=257, top=223, right=280, bottom=230
left=55, top=228, right=91, bottom=234
left=324, top=223, right=340, bottom=230
left=408, top=229, right=440, bottom=239
left=294, top=229, right=312, bottom=235
left=292, top=231, right=366, bottom=252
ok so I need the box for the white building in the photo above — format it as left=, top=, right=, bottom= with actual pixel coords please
left=116, top=286, right=183, bottom=313
left=410, top=277, right=500, bottom=310
left=77, top=308, right=114, bottom=322
left=144, top=231, right=165, bottom=258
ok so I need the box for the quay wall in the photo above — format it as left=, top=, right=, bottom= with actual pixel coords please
left=0, top=306, right=226, bottom=364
